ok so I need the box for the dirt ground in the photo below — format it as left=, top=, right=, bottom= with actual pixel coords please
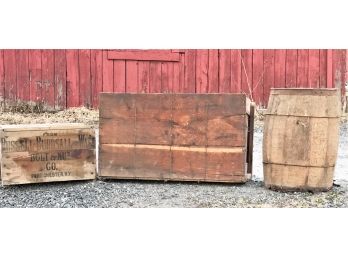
left=0, top=107, right=347, bottom=208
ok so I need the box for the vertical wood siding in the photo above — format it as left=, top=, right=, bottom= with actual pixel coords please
left=0, top=49, right=346, bottom=109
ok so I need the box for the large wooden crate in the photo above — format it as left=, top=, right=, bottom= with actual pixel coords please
left=0, top=123, right=96, bottom=185
left=99, top=93, right=254, bottom=183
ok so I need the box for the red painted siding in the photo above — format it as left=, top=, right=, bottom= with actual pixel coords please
left=0, top=49, right=346, bottom=109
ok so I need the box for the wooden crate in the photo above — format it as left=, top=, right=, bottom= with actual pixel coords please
left=0, top=123, right=96, bottom=185
left=99, top=93, right=254, bottom=183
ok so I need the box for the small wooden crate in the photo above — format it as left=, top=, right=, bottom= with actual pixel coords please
left=99, top=93, right=254, bottom=183
left=0, top=123, right=96, bottom=185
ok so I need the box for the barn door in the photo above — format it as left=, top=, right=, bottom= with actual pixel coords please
left=107, top=49, right=186, bottom=93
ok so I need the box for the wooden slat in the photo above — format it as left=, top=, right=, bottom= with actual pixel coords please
left=230, top=50, right=242, bottom=93
left=102, top=50, right=114, bottom=92
left=16, top=50, right=30, bottom=102
left=100, top=144, right=246, bottom=182
left=137, top=61, right=150, bottom=93
left=54, top=50, right=67, bottom=110
left=274, top=49, right=286, bottom=88
left=66, top=50, right=79, bottom=107
left=207, top=49, right=219, bottom=93
left=332, top=49, right=346, bottom=98
left=161, top=62, right=171, bottom=93
left=184, top=50, right=196, bottom=93
left=108, top=50, right=180, bottom=62
left=28, top=50, right=42, bottom=103
left=78, top=50, right=92, bottom=107
left=241, top=49, right=253, bottom=98
left=252, top=49, right=264, bottom=104
left=319, top=49, right=327, bottom=88
left=113, top=60, right=126, bottom=92
left=219, top=49, right=231, bottom=93
left=91, top=50, right=103, bottom=107
left=149, top=62, right=162, bottom=93
left=263, top=49, right=275, bottom=106
left=297, top=49, right=309, bottom=87
left=195, top=49, right=209, bottom=93
left=178, top=52, right=185, bottom=92
left=285, top=49, right=298, bottom=88
left=41, top=50, right=55, bottom=108
left=125, top=60, right=138, bottom=93
left=0, top=50, right=4, bottom=105
left=308, top=49, right=320, bottom=88
left=3, top=50, right=17, bottom=105
left=172, top=56, right=181, bottom=93
left=327, top=49, right=333, bottom=88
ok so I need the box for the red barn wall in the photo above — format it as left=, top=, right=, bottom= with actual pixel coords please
left=0, top=49, right=346, bottom=109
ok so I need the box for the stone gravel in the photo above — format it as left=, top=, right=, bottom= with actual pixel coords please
left=0, top=180, right=347, bottom=208
left=0, top=108, right=347, bottom=208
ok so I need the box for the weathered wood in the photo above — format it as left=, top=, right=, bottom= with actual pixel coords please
left=0, top=124, right=96, bottom=185
left=108, top=50, right=180, bottom=62
left=263, top=88, right=341, bottom=192
left=99, top=93, right=253, bottom=183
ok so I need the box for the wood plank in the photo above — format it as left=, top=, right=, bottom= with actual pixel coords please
left=160, top=62, right=171, bottom=93
left=252, top=49, right=264, bottom=104
left=28, top=50, right=42, bottom=103
left=247, top=103, right=255, bottom=174
left=230, top=50, right=242, bottom=93
left=137, top=61, right=150, bottom=93
left=108, top=50, right=180, bottom=62
left=183, top=50, right=196, bottom=93
left=78, top=49, right=92, bottom=107
left=219, top=49, right=231, bottom=93
left=172, top=55, right=181, bottom=93
left=54, top=50, right=67, bottom=110
left=16, top=50, right=30, bottom=102
left=135, top=94, right=172, bottom=145
left=91, top=50, right=103, bottom=107
left=149, top=62, right=162, bottom=92
left=285, top=49, right=298, bottom=88
left=41, top=50, right=55, bottom=108
left=274, top=49, right=286, bottom=88
left=99, top=93, right=135, bottom=144
left=195, top=49, right=209, bottom=93
left=125, top=60, right=138, bottom=93
left=178, top=52, right=186, bottom=92
left=308, top=49, right=320, bottom=88
left=0, top=124, right=96, bottom=185
left=113, top=60, right=126, bottom=92
left=3, top=50, right=17, bottom=106
left=263, top=49, right=275, bottom=107
left=297, top=49, right=309, bottom=87
left=207, top=49, right=219, bottom=93
left=319, top=49, right=327, bottom=88
left=241, top=49, right=253, bottom=98
left=102, top=49, right=114, bottom=92
left=66, top=50, right=79, bottom=107
left=0, top=50, right=4, bottom=107
left=332, top=49, right=346, bottom=99
left=327, top=49, right=333, bottom=88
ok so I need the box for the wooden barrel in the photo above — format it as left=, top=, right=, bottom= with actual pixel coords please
left=263, top=88, right=341, bottom=192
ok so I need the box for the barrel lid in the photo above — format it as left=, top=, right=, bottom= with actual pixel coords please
left=270, top=88, right=339, bottom=96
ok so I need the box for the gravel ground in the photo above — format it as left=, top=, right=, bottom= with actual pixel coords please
left=0, top=108, right=347, bottom=208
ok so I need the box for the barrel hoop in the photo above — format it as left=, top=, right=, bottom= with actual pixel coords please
left=264, top=113, right=341, bottom=119
left=263, top=162, right=335, bottom=168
